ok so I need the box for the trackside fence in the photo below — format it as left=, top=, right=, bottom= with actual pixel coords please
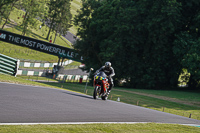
left=0, top=53, right=20, bottom=76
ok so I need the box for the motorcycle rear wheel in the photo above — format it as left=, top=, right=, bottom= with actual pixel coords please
left=93, top=86, right=100, bottom=99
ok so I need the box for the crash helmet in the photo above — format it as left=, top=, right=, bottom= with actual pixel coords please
left=105, top=62, right=111, bottom=68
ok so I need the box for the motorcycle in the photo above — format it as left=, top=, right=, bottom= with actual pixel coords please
left=93, top=71, right=110, bottom=100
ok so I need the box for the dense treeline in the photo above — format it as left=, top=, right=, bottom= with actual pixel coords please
left=0, top=0, right=72, bottom=42
left=74, top=0, right=200, bottom=90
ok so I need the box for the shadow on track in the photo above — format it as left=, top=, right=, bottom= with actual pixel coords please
left=62, top=91, right=94, bottom=100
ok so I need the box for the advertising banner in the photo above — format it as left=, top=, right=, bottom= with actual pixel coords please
left=0, top=30, right=82, bottom=62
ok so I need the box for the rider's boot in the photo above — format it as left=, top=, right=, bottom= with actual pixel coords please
left=107, top=84, right=113, bottom=95
left=107, top=89, right=111, bottom=95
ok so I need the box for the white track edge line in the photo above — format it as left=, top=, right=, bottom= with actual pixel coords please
left=0, top=122, right=200, bottom=127
left=0, top=122, right=148, bottom=125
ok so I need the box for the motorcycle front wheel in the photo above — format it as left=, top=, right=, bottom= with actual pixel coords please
left=93, top=86, right=100, bottom=99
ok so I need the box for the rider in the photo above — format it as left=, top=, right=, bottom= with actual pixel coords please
left=95, top=62, right=115, bottom=95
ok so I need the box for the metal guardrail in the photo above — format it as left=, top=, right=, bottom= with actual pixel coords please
left=0, top=53, right=20, bottom=76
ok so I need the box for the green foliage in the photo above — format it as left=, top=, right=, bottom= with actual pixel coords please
left=1, top=0, right=72, bottom=37
left=19, top=0, right=47, bottom=35
left=74, top=0, right=200, bottom=89
left=0, top=0, right=16, bottom=9
left=181, top=39, right=200, bottom=88
left=0, top=0, right=17, bottom=26
left=172, top=0, right=200, bottom=89
left=45, top=0, right=72, bottom=41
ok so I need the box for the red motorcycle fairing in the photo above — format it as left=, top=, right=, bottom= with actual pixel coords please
left=102, top=80, right=108, bottom=92
left=93, top=75, right=110, bottom=95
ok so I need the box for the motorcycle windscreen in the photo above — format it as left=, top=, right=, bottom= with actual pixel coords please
left=97, top=71, right=107, bottom=78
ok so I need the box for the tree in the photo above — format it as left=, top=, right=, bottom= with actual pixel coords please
left=75, top=0, right=200, bottom=89
left=172, top=0, right=200, bottom=89
left=74, top=0, right=184, bottom=89
left=0, top=0, right=18, bottom=25
left=0, top=0, right=16, bottom=11
left=45, top=0, right=72, bottom=41
left=20, top=0, right=47, bottom=35
left=1, top=1, right=18, bottom=29
left=53, top=0, right=72, bottom=43
left=74, top=0, right=107, bottom=70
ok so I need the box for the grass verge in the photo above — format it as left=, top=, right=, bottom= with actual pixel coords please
left=0, top=123, right=199, bottom=133
left=0, top=74, right=69, bottom=92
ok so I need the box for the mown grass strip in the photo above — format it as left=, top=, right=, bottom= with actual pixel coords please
left=114, top=87, right=200, bottom=102
left=0, top=123, right=199, bottom=133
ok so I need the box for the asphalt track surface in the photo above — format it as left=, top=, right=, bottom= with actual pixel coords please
left=1, top=82, right=200, bottom=125
left=64, top=31, right=77, bottom=44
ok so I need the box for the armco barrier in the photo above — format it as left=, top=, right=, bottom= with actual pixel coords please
left=0, top=53, right=20, bottom=76
left=19, top=60, right=73, bottom=68
left=57, top=74, right=88, bottom=82
left=16, top=69, right=88, bottom=81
